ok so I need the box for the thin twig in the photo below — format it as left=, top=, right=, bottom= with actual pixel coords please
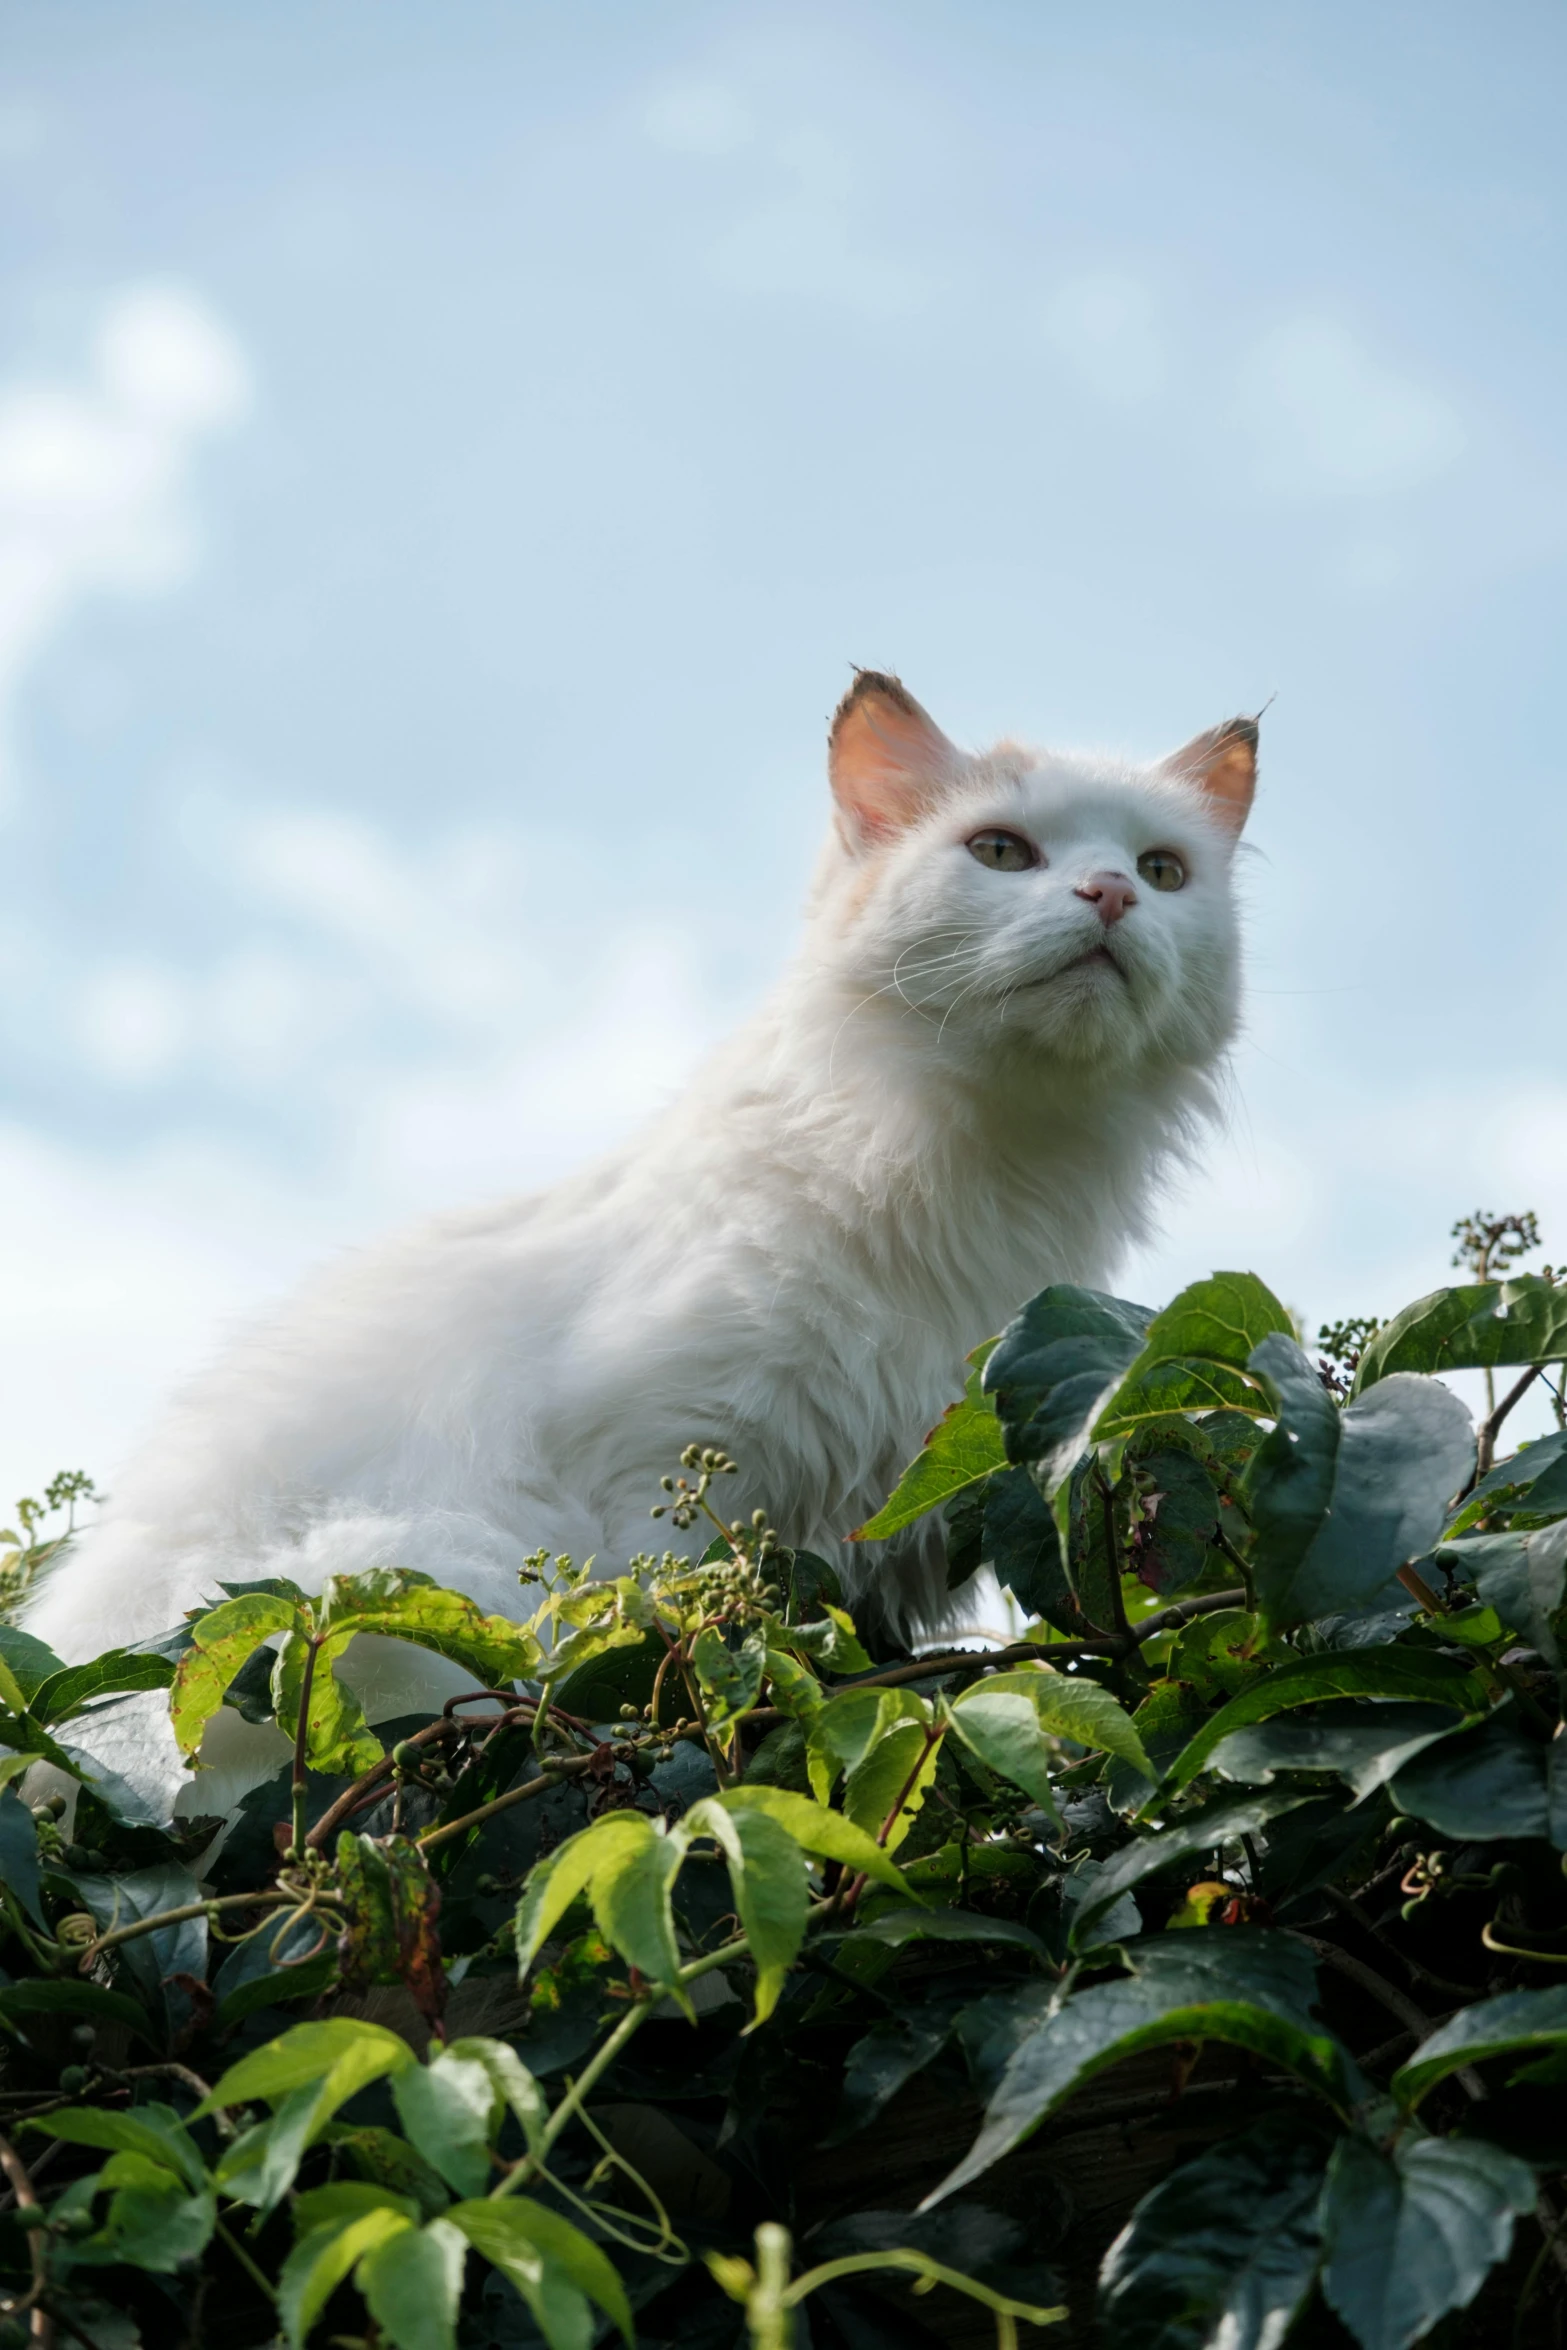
left=1477, top=1364, right=1544, bottom=1480
left=0, top=2128, right=51, bottom=2343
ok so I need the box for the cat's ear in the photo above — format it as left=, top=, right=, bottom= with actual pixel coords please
left=829, top=671, right=959, bottom=846
left=1161, top=715, right=1258, bottom=836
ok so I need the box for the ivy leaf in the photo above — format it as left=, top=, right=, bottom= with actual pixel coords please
left=1245, top=1337, right=1475, bottom=1630
left=1319, top=2131, right=1536, bottom=2350
left=1444, top=1428, right=1567, bottom=1534
left=717, top=1785, right=919, bottom=1895
left=1354, top=1273, right=1567, bottom=1392
left=924, top=1931, right=1346, bottom=2207
left=974, top=1666, right=1153, bottom=1780
left=805, top=1687, right=903, bottom=1805
left=853, top=1359, right=1008, bottom=1540
left=685, top=1797, right=809, bottom=2023
left=843, top=1709, right=942, bottom=1852
left=1095, top=1273, right=1295, bottom=1440
left=691, top=1626, right=766, bottom=1727
left=983, top=1287, right=1152, bottom=1492
left=169, top=1592, right=301, bottom=1762
left=1210, top=1701, right=1469, bottom=1801
left=87, top=2177, right=219, bottom=2273
left=274, top=1632, right=384, bottom=1777
left=444, top=2036, right=547, bottom=2152
left=449, top=2197, right=634, bottom=2349
left=200, top=2016, right=413, bottom=2116
left=358, top=2213, right=467, bottom=2350
left=1069, top=1786, right=1321, bottom=1950
left=1097, top=2110, right=1332, bottom=2350
left=976, top=1464, right=1078, bottom=1632
left=942, top=1690, right=1063, bottom=1822
left=1388, top=1704, right=1549, bottom=1842
left=392, top=2049, right=497, bottom=2198
left=336, top=1832, right=448, bottom=2030
left=33, top=2102, right=207, bottom=2193
left=1394, top=1984, right=1567, bottom=2108
left=26, top=1649, right=177, bottom=1728
left=0, top=1789, right=42, bottom=1927
left=588, top=1814, right=686, bottom=1997
left=826, top=2008, right=958, bottom=2146
left=0, top=1978, right=154, bottom=2045
left=1437, top=1522, right=1567, bottom=1666
left=1163, top=1645, right=1485, bottom=1795
left=513, top=1812, right=653, bottom=1976
left=767, top=1608, right=872, bottom=1675
left=279, top=2209, right=414, bottom=2350
left=318, top=1569, right=542, bottom=1685
left=0, top=1626, right=64, bottom=1704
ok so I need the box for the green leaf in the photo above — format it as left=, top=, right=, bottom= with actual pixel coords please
left=393, top=2049, right=498, bottom=2198
left=1210, top=1701, right=1469, bottom=1802
left=1389, top=1705, right=1549, bottom=1842
left=852, top=1362, right=1007, bottom=1540
left=513, top=1812, right=649, bottom=1976
left=843, top=1709, right=942, bottom=1853
left=0, top=1625, right=64, bottom=1703
left=1320, top=2130, right=1535, bottom=2350
left=1437, top=1521, right=1567, bottom=1666
left=27, top=1648, right=176, bottom=1727
left=200, top=2016, right=412, bottom=2115
left=975, top=1464, right=1077, bottom=1632
left=87, top=2179, right=218, bottom=2273
left=34, top=2102, right=206, bottom=2192
left=826, top=2008, right=957, bottom=2146
left=805, top=1686, right=899, bottom=1804
left=717, top=1784, right=919, bottom=1895
left=444, top=2036, right=546, bottom=2151
left=923, top=1931, right=1346, bottom=2206
left=1245, top=1336, right=1476, bottom=1630
left=1163, top=1646, right=1485, bottom=1795
left=0, top=1978, right=153, bottom=2045
left=1122, top=1446, right=1219, bottom=1595
left=1444, top=1428, right=1567, bottom=1535
left=280, top=2209, right=413, bottom=2350
left=295, top=2178, right=422, bottom=2233
left=591, top=1814, right=686, bottom=1993
left=1069, top=1787, right=1322, bottom=1950
left=359, top=2214, right=467, bottom=2350
left=214, top=1952, right=338, bottom=2031
left=276, top=1631, right=384, bottom=1777
left=942, top=1690, right=1062, bottom=1821
left=984, top=1287, right=1152, bottom=1491
left=539, top=1617, right=648, bottom=1689
left=1103, top=1679, right=1209, bottom=1816
left=321, top=1568, right=542, bottom=1684
left=1394, top=1985, right=1567, bottom=2108
left=1097, top=2110, right=1331, bottom=2350
left=968, top=1666, right=1153, bottom=1780
left=767, top=1607, right=872, bottom=1675
left=449, top=2196, right=634, bottom=2349
left=853, top=1906, right=1052, bottom=1960
left=685, top=1796, right=809, bottom=2022
left=169, top=1591, right=300, bottom=1761
left=1354, top=1273, right=1567, bottom=1392
left=0, top=1788, right=41, bottom=1926
left=1095, top=1273, right=1295, bottom=1440
left=691, top=1626, right=766, bottom=1726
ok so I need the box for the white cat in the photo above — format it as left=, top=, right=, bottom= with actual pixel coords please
left=30, top=673, right=1256, bottom=1813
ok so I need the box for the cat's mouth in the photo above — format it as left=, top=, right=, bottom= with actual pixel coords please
left=1001, top=941, right=1127, bottom=996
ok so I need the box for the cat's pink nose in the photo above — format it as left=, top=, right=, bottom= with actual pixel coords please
left=1074, top=870, right=1138, bottom=926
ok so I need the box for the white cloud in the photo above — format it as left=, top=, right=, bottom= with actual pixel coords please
left=1235, top=317, right=1465, bottom=496
left=75, top=962, right=193, bottom=1086
left=1042, top=272, right=1166, bottom=405
left=0, top=281, right=251, bottom=802
left=643, top=80, right=754, bottom=157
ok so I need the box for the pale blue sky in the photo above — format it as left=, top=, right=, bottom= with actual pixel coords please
left=2, top=1, right=1564, bottom=1508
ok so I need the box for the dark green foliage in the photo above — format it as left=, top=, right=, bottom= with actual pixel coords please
left=0, top=1262, right=1563, bottom=2347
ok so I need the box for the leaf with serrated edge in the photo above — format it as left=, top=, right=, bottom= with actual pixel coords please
left=1070, top=1787, right=1320, bottom=1949
left=686, top=1797, right=808, bottom=2022
left=279, top=2210, right=413, bottom=2350
left=358, top=2213, right=467, bottom=2350
left=1394, top=1985, right=1567, bottom=2108
left=1320, top=2131, right=1535, bottom=2350
left=169, top=1592, right=300, bottom=1761
left=1161, top=1646, right=1484, bottom=1797
left=717, top=1785, right=918, bottom=1894
left=854, top=1362, right=1008, bottom=1540
left=450, top=2198, right=633, bottom=2345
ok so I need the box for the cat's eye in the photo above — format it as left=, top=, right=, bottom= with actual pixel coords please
left=966, top=828, right=1039, bottom=873
left=1137, top=848, right=1186, bottom=892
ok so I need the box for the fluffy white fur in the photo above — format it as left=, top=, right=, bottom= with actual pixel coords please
left=30, top=676, right=1255, bottom=1814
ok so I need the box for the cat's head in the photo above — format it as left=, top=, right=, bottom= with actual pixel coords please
left=808, top=670, right=1255, bottom=1080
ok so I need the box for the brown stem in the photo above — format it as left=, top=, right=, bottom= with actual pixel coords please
left=1396, top=1562, right=1446, bottom=1614
left=1477, top=1364, right=1544, bottom=1480
left=1293, top=1933, right=1488, bottom=2101
left=0, top=2129, right=51, bottom=2343
left=304, top=1715, right=464, bottom=1852
left=877, top=1725, right=945, bottom=1848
